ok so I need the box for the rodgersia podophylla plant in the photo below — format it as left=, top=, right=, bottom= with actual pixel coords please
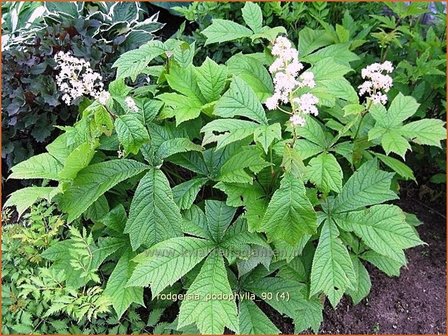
left=4, top=3, right=446, bottom=334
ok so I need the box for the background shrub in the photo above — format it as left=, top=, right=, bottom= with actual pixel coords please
left=1, top=2, right=163, bottom=170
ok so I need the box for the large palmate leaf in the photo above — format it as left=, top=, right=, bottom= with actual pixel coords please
left=254, top=123, right=282, bottom=153
left=155, top=138, right=203, bottom=161
left=260, top=173, right=317, bottom=245
left=218, top=146, right=271, bottom=184
left=104, top=250, right=144, bottom=319
left=201, top=119, right=259, bottom=150
left=243, top=276, right=322, bottom=332
left=239, top=299, right=280, bottom=334
left=157, top=93, right=203, bottom=126
left=59, top=160, right=148, bottom=223
left=177, top=252, right=239, bottom=334
left=115, top=114, right=150, bottom=155
left=127, top=237, right=214, bottom=296
left=172, top=178, right=208, bottom=210
left=226, top=54, right=274, bottom=101
left=340, top=205, right=424, bottom=263
left=360, top=250, right=404, bottom=277
left=202, top=19, right=253, bottom=45
left=309, top=220, right=356, bottom=307
left=332, top=159, right=398, bottom=213
left=165, top=64, right=206, bottom=103
left=58, top=142, right=97, bottom=180
left=195, top=57, right=228, bottom=102
left=205, top=200, right=237, bottom=243
left=307, top=152, right=343, bottom=193
left=3, top=187, right=59, bottom=218
left=215, top=76, right=268, bottom=124
left=369, top=93, right=446, bottom=157
left=346, top=255, right=371, bottom=305
left=241, top=2, right=263, bottom=33
left=125, top=168, right=182, bottom=250
left=9, top=153, right=62, bottom=180
left=113, top=40, right=166, bottom=80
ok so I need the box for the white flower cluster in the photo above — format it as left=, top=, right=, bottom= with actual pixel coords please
left=55, top=51, right=110, bottom=105
left=265, top=36, right=319, bottom=126
left=125, top=96, right=139, bottom=113
left=358, top=61, right=394, bottom=105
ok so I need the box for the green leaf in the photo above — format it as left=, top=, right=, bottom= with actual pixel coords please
left=59, top=160, right=148, bottom=223
left=215, top=76, right=268, bottom=124
left=309, top=220, right=356, bottom=307
left=125, top=168, right=182, bottom=250
left=202, top=119, right=259, bottom=150
left=293, top=296, right=324, bottom=334
left=156, top=138, right=203, bottom=161
left=384, top=93, right=420, bottom=127
left=260, top=173, right=317, bottom=245
left=104, top=250, right=144, bottom=319
left=298, top=28, right=333, bottom=57
left=401, top=119, right=446, bottom=147
left=239, top=299, right=280, bottom=334
left=219, top=146, right=271, bottom=184
left=181, top=205, right=211, bottom=240
left=165, top=64, right=205, bottom=103
left=127, top=237, right=214, bottom=296
left=297, top=116, right=329, bottom=149
left=58, top=142, right=97, bottom=180
left=311, top=57, right=352, bottom=82
left=241, top=2, right=263, bottom=33
left=333, top=159, right=398, bottom=213
left=158, top=93, right=203, bottom=125
left=343, top=103, right=365, bottom=116
left=373, top=152, right=415, bottom=181
left=100, top=204, right=127, bottom=234
left=360, top=250, right=404, bottom=277
left=177, top=252, right=239, bottom=334
left=173, top=41, right=196, bottom=68
left=307, top=152, right=343, bottom=193
left=214, top=181, right=264, bottom=208
left=3, top=187, right=58, bottom=218
left=254, top=123, right=282, bottom=153
left=195, top=57, right=228, bottom=102
left=346, top=256, right=371, bottom=305
left=250, top=26, right=287, bottom=42
left=227, top=54, right=274, bottom=101
left=205, top=200, right=237, bottom=242
left=281, top=145, right=306, bottom=178
left=292, top=139, right=323, bottom=160
left=381, top=131, right=411, bottom=158
left=9, top=153, right=62, bottom=180
left=113, top=40, right=166, bottom=80
left=172, top=178, right=208, bottom=210
left=115, top=114, right=150, bottom=155
left=202, top=19, right=253, bottom=45
left=243, top=276, right=308, bottom=321
left=342, top=205, right=424, bottom=263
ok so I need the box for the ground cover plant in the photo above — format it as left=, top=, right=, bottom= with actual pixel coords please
left=2, top=2, right=446, bottom=334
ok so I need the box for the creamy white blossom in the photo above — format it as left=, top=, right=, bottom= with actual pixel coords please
left=358, top=61, right=394, bottom=105
left=98, top=91, right=111, bottom=105
left=266, top=36, right=319, bottom=126
left=55, top=51, right=108, bottom=105
left=290, top=114, right=306, bottom=126
left=125, top=96, right=139, bottom=112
